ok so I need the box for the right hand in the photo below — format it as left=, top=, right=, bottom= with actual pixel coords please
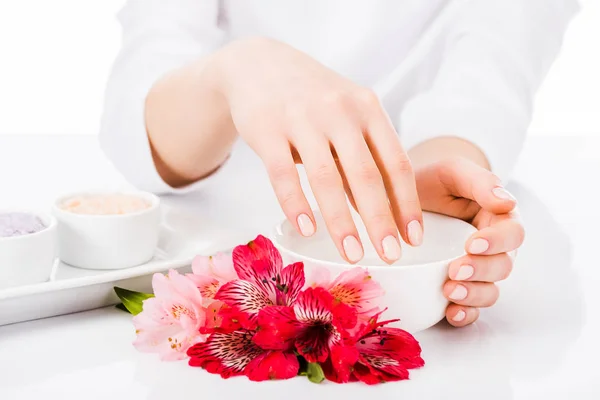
left=214, top=37, right=423, bottom=264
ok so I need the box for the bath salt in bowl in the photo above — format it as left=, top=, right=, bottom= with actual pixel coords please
left=53, top=192, right=160, bottom=270
left=60, top=194, right=151, bottom=215
left=0, top=210, right=57, bottom=289
left=272, top=210, right=476, bottom=333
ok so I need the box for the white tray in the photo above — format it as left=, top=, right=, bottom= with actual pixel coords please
left=0, top=223, right=251, bottom=326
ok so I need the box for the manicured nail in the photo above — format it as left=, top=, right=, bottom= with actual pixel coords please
left=492, top=186, right=516, bottom=202
left=407, top=220, right=423, bottom=246
left=468, top=238, right=489, bottom=254
left=452, top=310, right=466, bottom=322
left=343, top=235, right=363, bottom=263
left=449, top=284, right=468, bottom=300
left=382, top=235, right=401, bottom=261
left=297, top=214, right=315, bottom=237
left=454, top=265, right=474, bottom=281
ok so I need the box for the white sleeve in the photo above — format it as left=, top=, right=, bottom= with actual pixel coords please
left=99, top=0, right=225, bottom=194
left=399, top=0, right=579, bottom=180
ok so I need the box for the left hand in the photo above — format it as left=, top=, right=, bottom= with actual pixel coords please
left=414, top=157, right=525, bottom=327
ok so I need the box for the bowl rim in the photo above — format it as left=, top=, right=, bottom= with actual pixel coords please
left=0, top=209, right=57, bottom=242
left=52, top=190, right=160, bottom=219
left=271, top=211, right=475, bottom=271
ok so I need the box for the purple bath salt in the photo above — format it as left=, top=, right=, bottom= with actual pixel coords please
left=0, top=212, right=47, bottom=238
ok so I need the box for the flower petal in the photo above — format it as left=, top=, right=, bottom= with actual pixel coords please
left=253, top=306, right=301, bottom=350
left=328, top=267, right=384, bottom=315
left=187, top=274, right=221, bottom=300
left=232, top=235, right=282, bottom=286
left=358, top=354, right=410, bottom=382
left=215, top=279, right=273, bottom=318
left=357, top=327, right=424, bottom=370
left=276, top=262, right=305, bottom=305
left=244, top=351, right=299, bottom=381
left=304, top=265, right=332, bottom=289
left=192, top=253, right=238, bottom=282
left=187, top=331, right=263, bottom=378
left=201, top=300, right=225, bottom=333
left=352, top=361, right=386, bottom=385
left=293, top=288, right=340, bottom=363
left=293, top=287, right=334, bottom=324
left=326, top=344, right=359, bottom=383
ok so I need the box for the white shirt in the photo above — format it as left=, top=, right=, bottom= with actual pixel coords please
left=99, top=0, right=579, bottom=194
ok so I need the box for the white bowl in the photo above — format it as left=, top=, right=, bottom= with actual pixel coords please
left=52, top=191, right=161, bottom=270
left=272, top=211, right=476, bottom=333
left=0, top=210, right=57, bottom=289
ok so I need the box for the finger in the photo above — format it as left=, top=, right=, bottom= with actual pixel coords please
left=439, top=158, right=517, bottom=215
left=446, top=304, right=480, bottom=327
left=334, top=157, right=358, bottom=213
left=332, top=131, right=402, bottom=263
left=466, top=214, right=525, bottom=255
left=448, top=253, right=513, bottom=283
left=360, top=90, right=423, bottom=246
left=260, top=141, right=316, bottom=237
left=443, top=281, right=499, bottom=307
left=293, top=133, right=363, bottom=264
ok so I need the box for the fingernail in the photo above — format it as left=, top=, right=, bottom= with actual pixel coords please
left=454, top=265, right=474, bottom=281
left=449, top=284, right=468, bottom=300
left=468, top=238, right=489, bottom=254
left=382, top=235, right=401, bottom=261
left=407, top=220, right=423, bottom=246
left=343, top=235, right=363, bottom=263
left=452, top=310, right=466, bottom=322
left=492, top=186, right=516, bottom=202
left=297, top=214, right=315, bottom=237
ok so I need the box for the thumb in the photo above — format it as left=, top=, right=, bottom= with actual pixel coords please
left=443, top=158, right=517, bottom=214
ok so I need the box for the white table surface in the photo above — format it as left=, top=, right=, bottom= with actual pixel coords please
left=0, top=134, right=599, bottom=399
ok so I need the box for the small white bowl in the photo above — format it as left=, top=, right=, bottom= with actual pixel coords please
left=0, top=210, right=57, bottom=289
left=52, top=191, right=161, bottom=270
left=272, top=211, right=476, bottom=333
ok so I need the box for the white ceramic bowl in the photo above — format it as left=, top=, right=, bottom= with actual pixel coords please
left=52, top=191, right=161, bottom=270
left=0, top=210, right=57, bottom=289
left=272, top=211, right=476, bottom=333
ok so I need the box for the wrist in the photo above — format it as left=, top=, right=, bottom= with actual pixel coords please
left=407, top=136, right=490, bottom=171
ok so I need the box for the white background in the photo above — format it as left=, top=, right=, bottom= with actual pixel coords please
left=0, top=0, right=598, bottom=137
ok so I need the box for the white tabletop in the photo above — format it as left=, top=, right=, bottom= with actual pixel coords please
left=0, top=134, right=599, bottom=399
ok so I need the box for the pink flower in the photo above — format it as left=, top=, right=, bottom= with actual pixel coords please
left=307, top=266, right=385, bottom=317
left=133, top=269, right=207, bottom=361
left=187, top=253, right=237, bottom=305
left=214, top=235, right=305, bottom=323
left=252, top=287, right=358, bottom=363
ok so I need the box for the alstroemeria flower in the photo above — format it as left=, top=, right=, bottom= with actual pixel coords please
left=253, top=287, right=357, bottom=363
left=187, top=253, right=238, bottom=305
left=215, top=235, right=305, bottom=321
left=306, top=266, right=385, bottom=317
left=323, top=313, right=424, bottom=384
left=133, top=269, right=207, bottom=361
left=187, top=330, right=299, bottom=381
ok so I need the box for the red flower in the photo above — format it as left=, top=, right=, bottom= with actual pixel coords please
left=215, top=235, right=305, bottom=323
left=322, top=313, right=424, bottom=384
left=253, top=287, right=357, bottom=363
left=187, top=330, right=299, bottom=381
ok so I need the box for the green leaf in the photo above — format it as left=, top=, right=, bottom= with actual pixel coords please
left=113, top=287, right=154, bottom=315
left=115, top=303, right=129, bottom=313
left=306, top=362, right=325, bottom=384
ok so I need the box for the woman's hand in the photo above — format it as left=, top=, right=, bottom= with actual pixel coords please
left=215, top=37, right=423, bottom=264
left=413, top=156, right=524, bottom=327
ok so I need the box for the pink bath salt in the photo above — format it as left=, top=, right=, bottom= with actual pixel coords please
left=0, top=212, right=46, bottom=238
left=61, top=194, right=151, bottom=215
